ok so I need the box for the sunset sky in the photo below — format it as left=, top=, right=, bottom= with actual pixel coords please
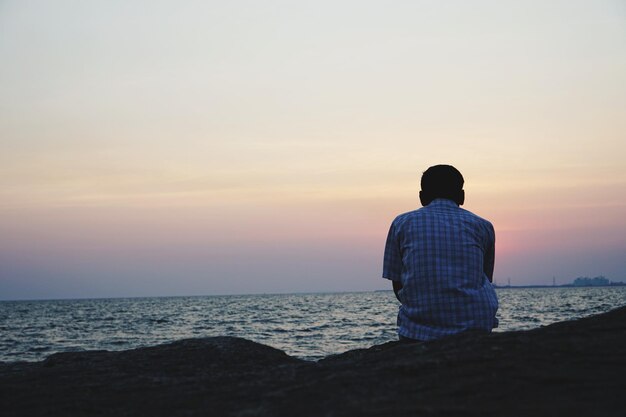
left=1, top=0, right=625, bottom=300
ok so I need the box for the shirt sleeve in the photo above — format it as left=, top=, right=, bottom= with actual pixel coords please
left=382, top=220, right=402, bottom=281
left=483, top=222, right=495, bottom=283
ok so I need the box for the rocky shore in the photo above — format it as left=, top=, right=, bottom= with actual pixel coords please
left=2, top=306, right=625, bottom=417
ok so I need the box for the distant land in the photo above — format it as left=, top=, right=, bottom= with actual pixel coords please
left=494, top=275, right=626, bottom=289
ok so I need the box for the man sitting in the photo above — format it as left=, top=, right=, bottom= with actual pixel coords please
left=383, top=164, right=498, bottom=341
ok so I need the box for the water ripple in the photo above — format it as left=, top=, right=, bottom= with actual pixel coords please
left=1, top=287, right=625, bottom=362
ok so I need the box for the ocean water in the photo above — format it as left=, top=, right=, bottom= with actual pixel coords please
left=1, top=287, right=625, bottom=362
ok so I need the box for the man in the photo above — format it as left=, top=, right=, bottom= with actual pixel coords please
left=383, top=164, right=498, bottom=341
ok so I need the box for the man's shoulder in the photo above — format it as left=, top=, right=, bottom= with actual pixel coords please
left=392, top=208, right=422, bottom=225
left=391, top=204, right=494, bottom=230
left=459, top=207, right=495, bottom=231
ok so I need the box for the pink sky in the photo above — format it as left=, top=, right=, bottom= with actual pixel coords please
left=1, top=1, right=625, bottom=299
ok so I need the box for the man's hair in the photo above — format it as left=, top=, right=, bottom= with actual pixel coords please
left=420, top=165, right=464, bottom=206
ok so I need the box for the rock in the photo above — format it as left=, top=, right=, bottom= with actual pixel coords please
left=1, top=307, right=625, bottom=417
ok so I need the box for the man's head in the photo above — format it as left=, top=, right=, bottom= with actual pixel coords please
left=419, top=164, right=465, bottom=206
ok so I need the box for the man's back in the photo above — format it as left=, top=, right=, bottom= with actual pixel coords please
left=383, top=167, right=498, bottom=341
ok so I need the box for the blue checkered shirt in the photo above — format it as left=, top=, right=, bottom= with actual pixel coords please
left=383, top=199, right=498, bottom=341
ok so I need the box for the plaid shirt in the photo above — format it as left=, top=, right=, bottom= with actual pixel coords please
left=383, top=199, right=498, bottom=341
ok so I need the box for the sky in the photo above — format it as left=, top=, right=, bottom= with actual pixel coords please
left=1, top=0, right=625, bottom=300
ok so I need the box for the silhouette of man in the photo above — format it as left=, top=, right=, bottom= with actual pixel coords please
left=383, top=165, right=498, bottom=341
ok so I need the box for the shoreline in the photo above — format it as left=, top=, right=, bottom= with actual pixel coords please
left=3, top=284, right=625, bottom=302
left=2, top=305, right=625, bottom=416
left=494, top=283, right=626, bottom=288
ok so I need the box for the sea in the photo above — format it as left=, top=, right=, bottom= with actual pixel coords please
left=1, top=287, right=625, bottom=363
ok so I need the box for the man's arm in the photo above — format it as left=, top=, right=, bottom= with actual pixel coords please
left=484, top=223, right=495, bottom=283
left=383, top=220, right=403, bottom=300
left=392, top=280, right=403, bottom=302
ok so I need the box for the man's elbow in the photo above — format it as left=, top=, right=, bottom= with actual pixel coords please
left=392, top=280, right=403, bottom=302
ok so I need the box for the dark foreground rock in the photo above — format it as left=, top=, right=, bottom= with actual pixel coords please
left=2, top=307, right=626, bottom=417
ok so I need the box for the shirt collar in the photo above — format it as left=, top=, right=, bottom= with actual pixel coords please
left=426, top=198, right=459, bottom=208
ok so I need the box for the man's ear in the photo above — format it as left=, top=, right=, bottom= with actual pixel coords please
left=419, top=191, right=427, bottom=207
left=458, top=189, right=465, bottom=206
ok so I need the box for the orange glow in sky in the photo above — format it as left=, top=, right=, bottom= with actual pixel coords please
left=1, top=0, right=625, bottom=299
